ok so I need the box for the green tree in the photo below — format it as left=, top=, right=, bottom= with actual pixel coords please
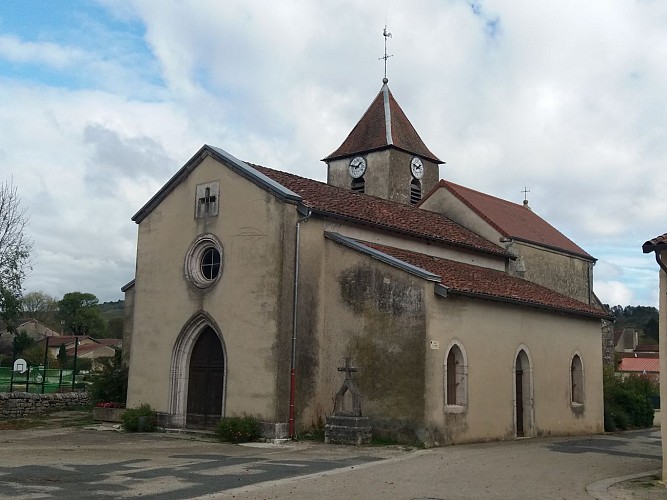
left=90, top=349, right=127, bottom=405
left=13, top=331, right=33, bottom=355
left=0, top=180, right=32, bottom=336
left=57, top=344, right=67, bottom=368
left=57, top=292, right=106, bottom=336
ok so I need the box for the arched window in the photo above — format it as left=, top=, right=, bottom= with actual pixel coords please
left=410, top=178, right=421, bottom=205
left=351, top=177, right=365, bottom=194
left=444, top=342, right=467, bottom=411
left=571, top=354, right=584, bottom=405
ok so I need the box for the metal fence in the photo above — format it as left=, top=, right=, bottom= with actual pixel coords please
left=0, top=366, right=76, bottom=393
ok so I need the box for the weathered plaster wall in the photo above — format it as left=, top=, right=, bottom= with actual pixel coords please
left=516, top=242, right=592, bottom=304
left=424, top=294, right=604, bottom=444
left=296, top=236, right=428, bottom=433
left=127, top=155, right=292, bottom=423
left=659, top=250, right=667, bottom=481
left=122, top=284, right=135, bottom=367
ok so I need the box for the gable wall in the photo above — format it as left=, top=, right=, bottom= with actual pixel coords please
left=424, top=293, right=604, bottom=444
left=515, top=242, right=592, bottom=303
left=127, top=155, right=294, bottom=421
left=421, top=188, right=593, bottom=302
left=420, top=187, right=504, bottom=244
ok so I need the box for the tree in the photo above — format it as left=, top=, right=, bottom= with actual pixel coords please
left=0, top=180, right=32, bottom=335
left=57, top=344, right=67, bottom=368
left=22, top=291, right=59, bottom=325
left=13, top=331, right=33, bottom=355
left=57, top=292, right=106, bottom=336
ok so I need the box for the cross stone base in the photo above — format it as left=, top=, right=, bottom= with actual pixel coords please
left=324, top=415, right=372, bottom=446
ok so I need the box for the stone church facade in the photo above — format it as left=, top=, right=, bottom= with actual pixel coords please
left=123, top=82, right=610, bottom=444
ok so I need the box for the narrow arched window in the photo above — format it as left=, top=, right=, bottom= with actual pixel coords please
left=351, top=177, right=365, bottom=194
left=444, top=343, right=467, bottom=410
left=410, top=178, right=421, bottom=205
left=571, top=354, right=584, bottom=404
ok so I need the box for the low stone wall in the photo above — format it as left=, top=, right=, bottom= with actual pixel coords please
left=0, top=392, right=89, bottom=419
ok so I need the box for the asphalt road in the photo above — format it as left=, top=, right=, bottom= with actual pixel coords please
left=0, top=424, right=662, bottom=499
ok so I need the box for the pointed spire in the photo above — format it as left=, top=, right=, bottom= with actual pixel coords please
left=324, top=84, right=442, bottom=163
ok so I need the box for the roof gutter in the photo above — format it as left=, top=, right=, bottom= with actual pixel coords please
left=643, top=242, right=667, bottom=275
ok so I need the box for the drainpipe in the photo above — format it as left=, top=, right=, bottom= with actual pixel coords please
left=289, top=205, right=311, bottom=439
left=654, top=251, right=667, bottom=275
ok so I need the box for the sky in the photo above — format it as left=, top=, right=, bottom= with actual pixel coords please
left=1, top=0, right=666, bottom=307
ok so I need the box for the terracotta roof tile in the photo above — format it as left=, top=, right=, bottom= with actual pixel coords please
left=643, top=232, right=667, bottom=252
left=432, top=180, right=592, bottom=259
left=324, top=84, right=442, bottom=163
left=619, top=357, right=660, bottom=373
left=364, top=242, right=609, bottom=319
left=253, top=165, right=506, bottom=257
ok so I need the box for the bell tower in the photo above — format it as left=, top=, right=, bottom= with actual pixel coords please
left=323, top=80, right=443, bottom=205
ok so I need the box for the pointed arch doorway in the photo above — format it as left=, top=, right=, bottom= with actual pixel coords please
left=514, top=349, right=533, bottom=437
left=187, top=326, right=224, bottom=429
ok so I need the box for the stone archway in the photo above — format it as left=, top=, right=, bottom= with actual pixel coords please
left=169, top=313, right=227, bottom=428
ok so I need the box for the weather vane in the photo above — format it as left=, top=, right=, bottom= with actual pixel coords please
left=379, top=25, right=393, bottom=83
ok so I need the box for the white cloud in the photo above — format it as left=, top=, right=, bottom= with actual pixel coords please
left=1, top=0, right=666, bottom=305
left=0, top=35, right=83, bottom=68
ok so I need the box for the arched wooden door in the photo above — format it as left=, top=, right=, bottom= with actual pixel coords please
left=187, top=327, right=224, bottom=429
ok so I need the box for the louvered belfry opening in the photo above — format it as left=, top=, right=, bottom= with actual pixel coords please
left=410, top=178, right=421, bottom=205
left=351, top=177, right=365, bottom=194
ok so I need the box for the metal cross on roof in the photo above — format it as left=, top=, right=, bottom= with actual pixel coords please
left=379, top=25, right=393, bottom=82
left=521, top=186, right=531, bottom=202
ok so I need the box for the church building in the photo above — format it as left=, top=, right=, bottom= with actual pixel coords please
left=123, top=79, right=610, bottom=445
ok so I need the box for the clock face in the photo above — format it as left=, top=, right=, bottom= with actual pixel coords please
left=410, top=157, right=424, bottom=179
left=349, top=156, right=367, bottom=179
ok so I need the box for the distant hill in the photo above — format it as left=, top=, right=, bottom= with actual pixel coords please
left=607, top=304, right=659, bottom=343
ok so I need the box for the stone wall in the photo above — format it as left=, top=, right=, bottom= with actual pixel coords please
left=0, top=392, right=89, bottom=419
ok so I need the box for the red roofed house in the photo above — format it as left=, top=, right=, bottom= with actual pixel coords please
left=123, top=80, right=610, bottom=443
left=642, top=233, right=667, bottom=479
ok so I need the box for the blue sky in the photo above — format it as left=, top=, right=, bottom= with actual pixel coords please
left=1, top=0, right=666, bottom=307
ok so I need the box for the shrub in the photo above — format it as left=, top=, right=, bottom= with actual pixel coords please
left=604, top=366, right=656, bottom=431
left=89, top=350, right=127, bottom=406
left=215, top=415, right=261, bottom=443
left=121, top=404, right=157, bottom=432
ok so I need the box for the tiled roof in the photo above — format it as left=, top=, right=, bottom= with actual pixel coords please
left=65, top=343, right=115, bottom=357
left=429, top=180, right=593, bottom=259
left=363, top=242, right=609, bottom=319
left=40, top=335, right=94, bottom=346
left=619, top=357, right=660, bottom=373
left=97, top=338, right=122, bottom=347
left=253, top=165, right=507, bottom=257
left=324, top=83, right=442, bottom=163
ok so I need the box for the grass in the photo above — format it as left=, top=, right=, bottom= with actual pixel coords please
left=0, top=407, right=94, bottom=430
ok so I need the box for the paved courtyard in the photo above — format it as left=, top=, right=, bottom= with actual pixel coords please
left=0, top=423, right=662, bottom=499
